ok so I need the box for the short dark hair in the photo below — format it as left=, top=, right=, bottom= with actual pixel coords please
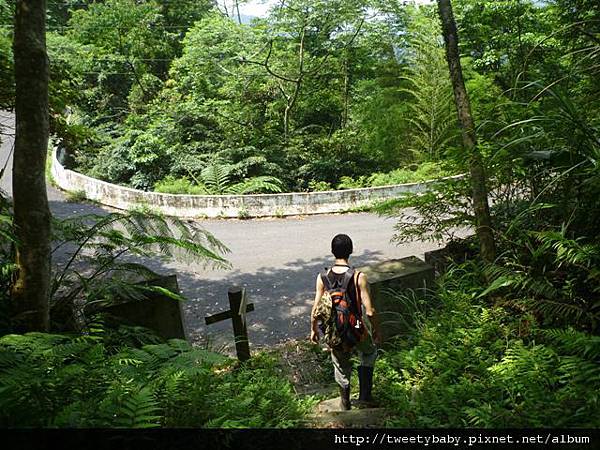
left=331, top=234, right=353, bottom=259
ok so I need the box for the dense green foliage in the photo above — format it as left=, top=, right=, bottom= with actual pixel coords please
left=0, top=330, right=310, bottom=427
left=9, top=0, right=474, bottom=192
left=1, top=0, right=599, bottom=430
left=375, top=0, right=600, bottom=420
left=376, top=264, right=600, bottom=427
left=3, top=1, right=597, bottom=194
left=371, top=1, right=600, bottom=426
left=0, top=0, right=12, bottom=109
left=384, top=0, right=600, bottom=331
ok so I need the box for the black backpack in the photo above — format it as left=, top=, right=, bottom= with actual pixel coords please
left=320, top=267, right=366, bottom=348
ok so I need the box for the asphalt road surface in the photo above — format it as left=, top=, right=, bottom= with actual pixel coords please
left=1, top=111, right=451, bottom=351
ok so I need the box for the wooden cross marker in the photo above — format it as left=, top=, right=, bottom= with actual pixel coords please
left=205, top=287, right=254, bottom=362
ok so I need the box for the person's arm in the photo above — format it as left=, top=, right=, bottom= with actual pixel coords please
left=310, top=273, right=325, bottom=344
left=358, top=272, right=382, bottom=345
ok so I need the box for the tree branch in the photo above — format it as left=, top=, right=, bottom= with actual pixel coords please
left=240, top=40, right=299, bottom=83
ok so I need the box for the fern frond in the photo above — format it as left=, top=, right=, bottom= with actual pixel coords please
left=557, top=356, right=600, bottom=383
left=523, top=297, right=594, bottom=324
left=201, top=163, right=232, bottom=195
left=114, top=386, right=161, bottom=428
left=399, top=16, right=458, bottom=161
left=531, top=230, right=600, bottom=269
left=229, top=176, right=284, bottom=194
left=541, top=328, right=600, bottom=360
left=50, top=209, right=231, bottom=325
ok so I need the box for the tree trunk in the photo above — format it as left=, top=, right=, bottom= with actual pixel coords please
left=11, top=0, right=51, bottom=331
left=235, top=0, right=242, bottom=25
left=437, top=0, right=496, bottom=263
left=342, top=49, right=350, bottom=129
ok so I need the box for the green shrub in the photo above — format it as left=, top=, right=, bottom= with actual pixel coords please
left=337, top=175, right=369, bottom=189
left=307, top=180, right=332, bottom=192
left=237, top=207, right=250, bottom=220
left=338, top=162, right=453, bottom=190
left=368, top=162, right=452, bottom=186
left=65, top=189, right=87, bottom=203
left=154, top=176, right=205, bottom=195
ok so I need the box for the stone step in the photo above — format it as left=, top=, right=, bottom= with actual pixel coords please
left=308, top=397, right=390, bottom=428
left=294, top=383, right=339, bottom=396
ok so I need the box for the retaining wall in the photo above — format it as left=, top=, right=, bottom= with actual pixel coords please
left=51, top=148, right=462, bottom=218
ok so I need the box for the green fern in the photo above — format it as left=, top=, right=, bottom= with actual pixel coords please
left=199, top=163, right=231, bottom=195
left=142, top=343, right=177, bottom=362
left=114, top=386, right=161, bottom=428
left=531, top=229, right=600, bottom=269
left=228, top=175, right=284, bottom=195
left=0, top=332, right=307, bottom=428
left=463, top=403, right=495, bottom=427
left=488, top=342, right=559, bottom=395
left=557, top=356, right=600, bottom=384
left=50, top=209, right=231, bottom=331
left=541, top=328, right=600, bottom=360
left=189, top=162, right=284, bottom=195
left=401, top=14, right=458, bottom=161
left=480, top=263, right=559, bottom=300
left=480, top=223, right=600, bottom=330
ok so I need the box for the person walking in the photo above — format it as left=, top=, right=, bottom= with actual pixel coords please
left=310, top=234, right=382, bottom=410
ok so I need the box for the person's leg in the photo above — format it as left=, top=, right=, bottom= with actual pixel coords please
left=357, top=341, right=377, bottom=403
left=331, top=346, right=353, bottom=410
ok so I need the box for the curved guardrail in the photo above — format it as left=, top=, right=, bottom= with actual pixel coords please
left=51, top=148, right=463, bottom=218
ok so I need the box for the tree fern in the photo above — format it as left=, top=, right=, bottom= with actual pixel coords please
left=401, top=14, right=458, bottom=161
left=228, top=175, right=284, bottom=194
left=199, top=163, right=232, bottom=195
left=50, top=210, right=231, bottom=331
left=190, top=162, right=284, bottom=195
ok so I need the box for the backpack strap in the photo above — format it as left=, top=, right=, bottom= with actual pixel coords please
left=354, top=271, right=363, bottom=313
left=321, top=267, right=355, bottom=290
left=340, top=268, right=355, bottom=290
left=320, top=268, right=331, bottom=290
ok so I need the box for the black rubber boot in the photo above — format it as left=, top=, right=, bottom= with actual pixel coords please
left=339, top=385, right=351, bottom=410
left=358, top=365, right=374, bottom=404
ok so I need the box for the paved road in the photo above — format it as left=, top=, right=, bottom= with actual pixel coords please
left=1, top=111, right=449, bottom=351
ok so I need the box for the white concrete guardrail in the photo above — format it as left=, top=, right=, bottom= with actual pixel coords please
left=51, top=148, right=464, bottom=218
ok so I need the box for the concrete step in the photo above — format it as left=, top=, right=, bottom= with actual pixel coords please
left=294, top=383, right=339, bottom=396
left=308, top=397, right=389, bottom=428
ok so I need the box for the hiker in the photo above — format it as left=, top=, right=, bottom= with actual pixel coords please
left=310, top=234, right=382, bottom=410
